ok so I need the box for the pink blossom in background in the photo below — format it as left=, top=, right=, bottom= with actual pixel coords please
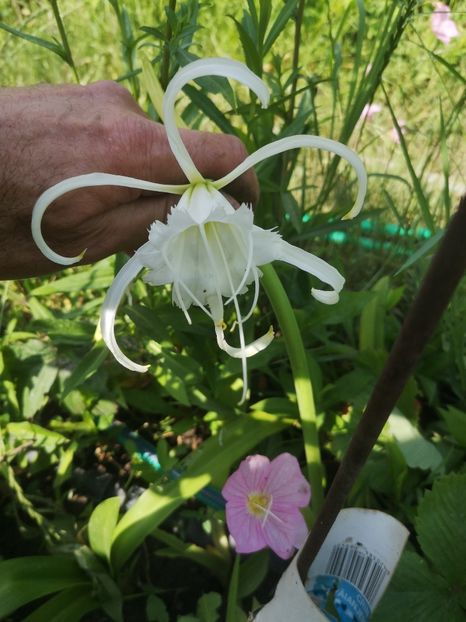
left=431, top=2, right=459, bottom=44
left=390, top=120, right=406, bottom=144
left=360, top=103, right=382, bottom=121
left=222, top=453, right=311, bottom=559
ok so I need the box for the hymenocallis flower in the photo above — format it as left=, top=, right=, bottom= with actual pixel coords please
left=32, top=58, right=367, bottom=403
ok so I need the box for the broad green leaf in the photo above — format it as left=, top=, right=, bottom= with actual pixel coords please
left=22, top=364, right=58, bottom=419
left=416, top=473, right=466, bottom=587
left=7, top=422, right=67, bottom=453
left=61, top=341, right=109, bottom=399
left=237, top=550, right=269, bottom=598
left=388, top=412, right=443, bottom=471
left=373, top=551, right=465, bottom=622
left=0, top=556, right=90, bottom=619
left=146, top=594, right=169, bottom=622
left=197, top=592, right=221, bottom=622
left=23, top=586, right=99, bottom=622
left=111, top=411, right=286, bottom=569
left=226, top=555, right=240, bottom=622
left=74, top=546, right=123, bottom=622
left=439, top=406, right=466, bottom=447
left=88, top=497, right=121, bottom=565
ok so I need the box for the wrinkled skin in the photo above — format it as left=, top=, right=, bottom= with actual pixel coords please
left=0, top=80, right=258, bottom=279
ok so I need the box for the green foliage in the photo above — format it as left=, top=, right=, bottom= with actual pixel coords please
left=374, top=474, right=466, bottom=621
left=0, top=0, right=464, bottom=619
left=0, top=556, right=91, bottom=619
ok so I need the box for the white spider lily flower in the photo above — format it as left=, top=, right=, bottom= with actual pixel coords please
left=31, top=58, right=367, bottom=403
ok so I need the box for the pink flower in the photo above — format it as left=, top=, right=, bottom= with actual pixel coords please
left=222, top=453, right=311, bottom=559
left=360, top=103, right=382, bottom=121
left=390, top=119, right=406, bottom=144
left=431, top=3, right=459, bottom=44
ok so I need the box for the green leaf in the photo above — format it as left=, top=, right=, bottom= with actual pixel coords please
left=263, top=0, right=298, bottom=55
left=388, top=412, right=443, bottom=471
left=374, top=551, right=465, bottom=622
left=382, top=83, right=435, bottom=233
left=359, top=277, right=390, bottom=351
left=229, top=15, right=262, bottom=74
left=226, top=555, right=240, bottom=622
left=30, top=259, right=114, bottom=295
left=153, top=528, right=229, bottom=585
left=0, top=556, right=90, bottom=619
left=237, top=550, right=269, bottom=598
left=22, top=364, right=58, bottom=419
left=416, top=473, right=466, bottom=588
left=146, top=594, right=169, bottom=622
left=88, top=497, right=121, bottom=565
left=23, top=586, right=99, bottom=622
left=7, top=422, right=68, bottom=453
left=32, top=319, right=94, bottom=345
left=439, top=406, right=466, bottom=447
left=111, top=411, right=286, bottom=569
left=197, top=592, right=221, bottom=622
left=0, top=22, right=65, bottom=58
left=183, top=84, right=236, bottom=134
left=61, top=341, right=108, bottom=399
left=395, top=229, right=444, bottom=275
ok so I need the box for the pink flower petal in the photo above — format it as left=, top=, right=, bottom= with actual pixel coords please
left=264, top=453, right=311, bottom=507
left=262, top=507, right=308, bottom=559
left=360, top=103, right=382, bottom=121
left=222, top=454, right=270, bottom=501
left=225, top=503, right=267, bottom=553
left=431, top=2, right=459, bottom=44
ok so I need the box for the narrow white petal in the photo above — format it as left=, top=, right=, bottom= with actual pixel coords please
left=100, top=245, right=151, bottom=373
left=31, top=173, right=188, bottom=265
left=216, top=325, right=275, bottom=359
left=213, top=135, right=367, bottom=219
left=277, top=240, right=345, bottom=305
left=311, top=289, right=340, bottom=304
left=163, top=58, right=270, bottom=183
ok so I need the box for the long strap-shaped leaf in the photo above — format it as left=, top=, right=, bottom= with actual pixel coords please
left=298, top=195, right=466, bottom=581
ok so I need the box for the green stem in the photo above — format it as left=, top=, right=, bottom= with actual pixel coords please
left=49, top=0, right=80, bottom=83
left=160, top=0, right=177, bottom=90
left=261, top=264, right=324, bottom=519
left=287, top=0, right=305, bottom=122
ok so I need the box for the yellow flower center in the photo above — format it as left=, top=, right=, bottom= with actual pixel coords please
left=247, top=492, right=272, bottom=518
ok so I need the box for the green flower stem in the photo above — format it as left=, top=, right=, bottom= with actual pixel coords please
left=261, top=264, right=324, bottom=518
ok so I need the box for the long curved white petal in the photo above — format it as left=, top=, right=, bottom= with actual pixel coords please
left=163, top=58, right=270, bottom=183
left=216, top=325, right=275, bottom=359
left=277, top=240, right=345, bottom=304
left=31, top=173, right=188, bottom=265
left=213, top=135, right=367, bottom=219
left=100, top=246, right=150, bottom=373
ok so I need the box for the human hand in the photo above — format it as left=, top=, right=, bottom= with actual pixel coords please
left=0, top=80, right=258, bottom=279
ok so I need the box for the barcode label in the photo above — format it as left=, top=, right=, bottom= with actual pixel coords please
left=325, top=543, right=389, bottom=605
